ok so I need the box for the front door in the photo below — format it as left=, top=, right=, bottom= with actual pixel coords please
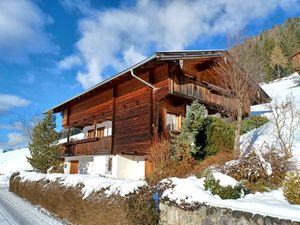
left=70, top=160, right=79, bottom=174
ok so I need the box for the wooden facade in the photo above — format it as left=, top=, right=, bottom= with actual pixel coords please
left=291, top=51, right=300, bottom=73
left=51, top=50, right=270, bottom=158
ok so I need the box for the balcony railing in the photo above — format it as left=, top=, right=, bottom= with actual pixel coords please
left=62, top=136, right=112, bottom=156
left=171, top=75, right=236, bottom=109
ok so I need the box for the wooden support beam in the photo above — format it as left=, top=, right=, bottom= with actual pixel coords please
left=67, top=127, right=71, bottom=144
left=93, top=120, right=97, bottom=138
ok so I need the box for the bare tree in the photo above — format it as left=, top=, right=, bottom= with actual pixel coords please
left=212, top=33, right=259, bottom=153
left=267, top=94, right=300, bottom=158
left=11, top=112, right=42, bottom=143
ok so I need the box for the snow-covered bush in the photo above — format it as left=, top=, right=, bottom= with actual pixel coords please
left=283, top=171, right=300, bottom=205
left=203, top=171, right=243, bottom=199
left=224, top=147, right=294, bottom=192
left=224, top=150, right=269, bottom=181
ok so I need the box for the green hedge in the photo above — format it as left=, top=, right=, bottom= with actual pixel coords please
left=241, top=116, right=269, bottom=134
left=203, top=117, right=235, bottom=156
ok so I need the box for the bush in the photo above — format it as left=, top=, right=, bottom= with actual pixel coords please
left=241, top=116, right=269, bottom=134
left=283, top=171, right=300, bottom=205
left=203, top=171, right=243, bottom=199
left=147, top=132, right=195, bottom=184
left=204, top=117, right=235, bottom=156
left=223, top=148, right=294, bottom=192
left=127, top=186, right=160, bottom=225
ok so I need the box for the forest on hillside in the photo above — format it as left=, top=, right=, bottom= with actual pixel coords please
left=237, top=17, right=300, bottom=82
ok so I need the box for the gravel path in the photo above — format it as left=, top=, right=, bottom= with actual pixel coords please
left=0, top=186, right=66, bottom=225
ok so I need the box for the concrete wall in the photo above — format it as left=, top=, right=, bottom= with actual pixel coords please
left=64, top=156, right=93, bottom=174
left=115, top=155, right=145, bottom=180
left=64, top=154, right=145, bottom=180
left=159, top=203, right=300, bottom=225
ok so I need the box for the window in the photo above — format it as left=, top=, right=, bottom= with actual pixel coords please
left=166, top=113, right=181, bottom=131
left=87, top=129, right=94, bottom=138
left=96, top=127, right=105, bottom=138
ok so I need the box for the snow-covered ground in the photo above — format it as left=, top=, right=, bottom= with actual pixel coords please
left=0, top=148, right=32, bottom=186
left=0, top=133, right=85, bottom=186
left=18, top=171, right=146, bottom=198
left=162, top=175, right=300, bottom=221
left=241, top=73, right=300, bottom=166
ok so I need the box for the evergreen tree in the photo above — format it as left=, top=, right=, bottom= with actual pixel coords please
left=173, top=101, right=208, bottom=159
left=270, top=46, right=288, bottom=78
left=27, top=111, right=61, bottom=173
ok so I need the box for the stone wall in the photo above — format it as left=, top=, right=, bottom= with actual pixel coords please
left=159, top=203, right=300, bottom=225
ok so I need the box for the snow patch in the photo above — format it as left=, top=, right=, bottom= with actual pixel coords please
left=18, top=172, right=146, bottom=198
left=162, top=175, right=300, bottom=221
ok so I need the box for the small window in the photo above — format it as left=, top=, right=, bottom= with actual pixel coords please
left=87, top=130, right=94, bottom=138
left=96, top=127, right=105, bottom=138
left=166, top=113, right=181, bottom=131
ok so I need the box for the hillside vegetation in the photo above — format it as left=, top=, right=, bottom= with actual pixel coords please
left=237, top=17, right=300, bottom=82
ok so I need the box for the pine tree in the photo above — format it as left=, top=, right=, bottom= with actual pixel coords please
left=27, top=111, right=61, bottom=173
left=270, top=46, right=288, bottom=78
left=173, top=100, right=208, bottom=159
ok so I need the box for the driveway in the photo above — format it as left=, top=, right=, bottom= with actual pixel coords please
left=0, top=186, right=66, bottom=225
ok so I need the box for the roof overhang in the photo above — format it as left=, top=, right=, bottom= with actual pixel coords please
left=48, top=50, right=227, bottom=113
left=48, top=49, right=270, bottom=113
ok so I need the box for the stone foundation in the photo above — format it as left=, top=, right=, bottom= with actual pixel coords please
left=159, top=203, right=300, bottom=225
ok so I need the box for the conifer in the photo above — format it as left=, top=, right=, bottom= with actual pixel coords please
left=27, top=111, right=61, bottom=173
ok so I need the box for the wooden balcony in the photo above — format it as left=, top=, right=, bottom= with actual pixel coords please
left=170, top=75, right=236, bottom=109
left=62, top=136, right=112, bottom=156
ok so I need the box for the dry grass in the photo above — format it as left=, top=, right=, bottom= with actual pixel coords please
left=193, top=150, right=237, bottom=175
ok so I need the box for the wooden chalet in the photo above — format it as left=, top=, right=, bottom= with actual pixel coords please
left=50, top=50, right=270, bottom=179
left=291, top=51, right=300, bottom=74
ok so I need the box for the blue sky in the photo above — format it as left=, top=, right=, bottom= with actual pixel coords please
left=0, top=0, right=299, bottom=150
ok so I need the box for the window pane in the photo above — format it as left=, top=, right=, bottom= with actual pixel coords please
left=166, top=113, right=171, bottom=130
left=172, top=115, right=176, bottom=130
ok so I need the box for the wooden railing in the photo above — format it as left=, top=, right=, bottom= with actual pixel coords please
left=171, top=75, right=236, bottom=109
left=62, top=136, right=112, bottom=156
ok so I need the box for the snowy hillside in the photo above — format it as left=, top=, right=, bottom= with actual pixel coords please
left=241, top=73, right=300, bottom=166
left=0, top=133, right=85, bottom=186
left=0, top=148, right=32, bottom=185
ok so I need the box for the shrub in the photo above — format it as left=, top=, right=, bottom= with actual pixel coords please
left=204, top=117, right=235, bottom=156
left=147, top=132, right=195, bottom=184
left=223, top=147, right=294, bottom=192
left=283, top=171, right=300, bottom=205
left=241, top=116, right=269, bottom=134
left=127, top=186, right=160, bottom=225
left=203, top=171, right=243, bottom=199
left=149, top=132, right=172, bottom=171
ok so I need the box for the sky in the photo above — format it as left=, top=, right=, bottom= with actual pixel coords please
left=0, top=0, right=300, bottom=150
